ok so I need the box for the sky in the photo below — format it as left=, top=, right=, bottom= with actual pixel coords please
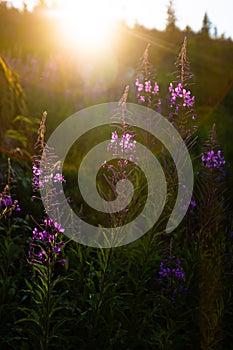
left=8, top=0, right=233, bottom=39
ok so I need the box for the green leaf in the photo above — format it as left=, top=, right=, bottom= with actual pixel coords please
left=6, top=129, right=28, bottom=148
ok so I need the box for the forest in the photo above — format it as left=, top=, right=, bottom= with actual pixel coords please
left=0, top=1, right=233, bottom=349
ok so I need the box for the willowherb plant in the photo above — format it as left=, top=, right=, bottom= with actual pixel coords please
left=168, top=36, right=197, bottom=140
left=19, top=111, right=69, bottom=350
left=0, top=184, right=20, bottom=220
left=31, top=111, right=67, bottom=243
left=101, top=86, right=143, bottom=230
left=135, top=44, right=161, bottom=110
left=200, top=124, right=226, bottom=182
left=158, top=239, right=187, bottom=303
left=0, top=158, right=20, bottom=220
left=32, top=112, right=66, bottom=202
left=197, top=124, right=227, bottom=350
left=0, top=158, right=33, bottom=348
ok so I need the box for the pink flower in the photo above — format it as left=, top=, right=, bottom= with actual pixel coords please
left=135, top=78, right=144, bottom=92
left=152, top=82, right=159, bottom=94
left=145, top=80, right=151, bottom=92
left=139, top=95, right=145, bottom=103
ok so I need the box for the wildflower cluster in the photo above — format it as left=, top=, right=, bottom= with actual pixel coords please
left=169, top=82, right=195, bottom=113
left=201, top=150, right=226, bottom=170
left=107, top=131, right=137, bottom=162
left=158, top=255, right=187, bottom=301
left=0, top=184, right=20, bottom=219
left=158, top=257, right=185, bottom=281
left=32, top=158, right=65, bottom=193
left=135, top=77, right=160, bottom=108
left=29, top=217, right=66, bottom=266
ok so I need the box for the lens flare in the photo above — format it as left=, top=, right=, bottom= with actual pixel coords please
left=55, top=0, right=117, bottom=51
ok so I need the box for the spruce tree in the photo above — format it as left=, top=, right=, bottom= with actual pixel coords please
left=166, top=0, right=177, bottom=32
left=201, top=12, right=211, bottom=37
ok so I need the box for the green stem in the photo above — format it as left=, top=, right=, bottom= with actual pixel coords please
left=43, top=259, right=52, bottom=350
left=94, top=248, right=113, bottom=322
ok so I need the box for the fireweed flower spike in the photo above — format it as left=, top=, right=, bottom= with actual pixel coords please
left=107, top=131, right=137, bottom=162
left=168, top=37, right=197, bottom=137
left=200, top=124, right=226, bottom=178
left=158, top=238, right=188, bottom=302
left=102, top=86, right=139, bottom=230
left=135, top=44, right=161, bottom=110
left=106, top=85, right=137, bottom=169
left=23, top=111, right=68, bottom=349
left=197, top=124, right=227, bottom=349
left=158, top=255, right=187, bottom=302
left=30, top=111, right=67, bottom=265
left=32, top=111, right=66, bottom=224
left=32, top=160, right=65, bottom=192
left=0, top=184, right=20, bottom=219
left=158, top=258, right=185, bottom=281
left=0, top=159, right=21, bottom=220
left=29, top=218, right=66, bottom=266
left=136, top=78, right=160, bottom=108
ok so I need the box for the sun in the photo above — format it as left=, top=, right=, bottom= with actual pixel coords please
left=54, top=0, right=117, bottom=51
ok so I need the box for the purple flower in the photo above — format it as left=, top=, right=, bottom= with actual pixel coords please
left=0, top=185, right=20, bottom=219
left=145, top=80, right=151, bottom=92
left=158, top=257, right=185, bottom=281
left=15, top=204, right=21, bottom=212
left=135, top=78, right=144, bottom=92
left=33, top=164, right=42, bottom=176
left=158, top=255, right=187, bottom=301
left=139, top=95, right=145, bottom=103
left=183, top=89, right=195, bottom=107
left=54, top=222, right=65, bottom=233
left=53, top=173, right=65, bottom=183
left=135, top=78, right=160, bottom=108
left=54, top=246, right=61, bottom=254
left=169, top=82, right=173, bottom=92
left=169, top=83, right=195, bottom=112
left=29, top=218, right=65, bottom=266
left=44, top=218, right=53, bottom=226
left=202, top=150, right=226, bottom=170
left=3, top=196, right=12, bottom=207
left=152, top=82, right=159, bottom=94
left=190, top=200, right=196, bottom=208
left=38, top=251, right=46, bottom=259
left=111, top=131, right=118, bottom=141
left=32, top=227, right=38, bottom=239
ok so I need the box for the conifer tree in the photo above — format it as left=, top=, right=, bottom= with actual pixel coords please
left=166, top=0, right=177, bottom=32
left=201, top=12, right=211, bottom=37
